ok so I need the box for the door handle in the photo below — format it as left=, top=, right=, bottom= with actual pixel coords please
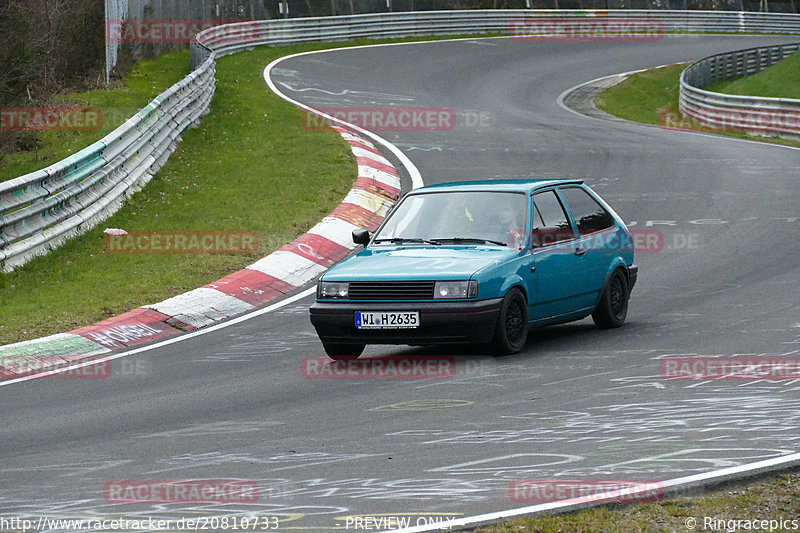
left=574, top=247, right=587, bottom=256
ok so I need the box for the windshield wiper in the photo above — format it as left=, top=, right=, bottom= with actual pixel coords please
left=373, top=237, right=441, bottom=245
left=430, top=237, right=507, bottom=246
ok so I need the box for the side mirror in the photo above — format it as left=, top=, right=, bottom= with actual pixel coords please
left=352, top=229, right=370, bottom=246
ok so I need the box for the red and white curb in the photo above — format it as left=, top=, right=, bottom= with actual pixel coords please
left=0, top=127, right=401, bottom=379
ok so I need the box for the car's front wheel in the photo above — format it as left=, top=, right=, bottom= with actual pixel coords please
left=490, top=288, right=528, bottom=355
left=592, top=268, right=629, bottom=329
left=322, top=343, right=365, bottom=360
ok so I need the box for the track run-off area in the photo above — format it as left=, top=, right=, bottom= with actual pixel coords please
left=2, top=34, right=799, bottom=531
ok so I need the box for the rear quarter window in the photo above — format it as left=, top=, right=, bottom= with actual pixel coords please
left=559, top=187, right=615, bottom=236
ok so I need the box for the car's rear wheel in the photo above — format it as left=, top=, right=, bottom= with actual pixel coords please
left=592, top=268, right=629, bottom=329
left=490, top=288, right=528, bottom=355
left=322, top=343, right=365, bottom=360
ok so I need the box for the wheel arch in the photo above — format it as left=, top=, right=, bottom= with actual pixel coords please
left=498, top=277, right=528, bottom=303
left=593, top=260, right=632, bottom=310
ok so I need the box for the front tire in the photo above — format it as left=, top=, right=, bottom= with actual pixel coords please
left=322, top=343, right=365, bottom=360
left=592, top=268, right=629, bottom=329
left=490, top=288, right=529, bottom=355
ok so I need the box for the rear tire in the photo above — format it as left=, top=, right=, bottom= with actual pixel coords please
left=322, top=343, right=365, bottom=360
left=592, top=269, right=629, bottom=329
left=490, top=288, right=528, bottom=355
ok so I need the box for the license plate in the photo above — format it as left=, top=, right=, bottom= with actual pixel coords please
left=355, top=311, right=419, bottom=329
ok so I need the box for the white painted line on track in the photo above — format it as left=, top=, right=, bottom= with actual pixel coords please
left=6, top=35, right=790, bottom=386
left=556, top=64, right=674, bottom=120
left=261, top=40, right=463, bottom=191
left=2, top=41, right=435, bottom=387
left=7, top=39, right=799, bottom=533
left=386, top=452, right=800, bottom=532
left=557, top=66, right=800, bottom=152
left=0, top=286, right=317, bottom=387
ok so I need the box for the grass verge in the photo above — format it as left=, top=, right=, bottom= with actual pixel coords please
left=476, top=469, right=800, bottom=532
left=1, top=52, right=191, bottom=181
left=525, top=55, right=800, bottom=533
left=0, top=34, right=503, bottom=346
left=594, top=63, right=800, bottom=149
left=705, top=50, right=800, bottom=99
left=594, top=63, right=686, bottom=126
left=0, top=43, right=363, bottom=345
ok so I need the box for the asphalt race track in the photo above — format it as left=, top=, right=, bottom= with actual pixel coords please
left=2, top=35, right=799, bottom=531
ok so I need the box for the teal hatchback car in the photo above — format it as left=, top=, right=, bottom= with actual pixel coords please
left=310, top=179, right=637, bottom=359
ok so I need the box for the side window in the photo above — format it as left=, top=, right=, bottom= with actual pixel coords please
left=532, top=190, right=574, bottom=246
left=558, top=187, right=615, bottom=236
left=533, top=202, right=544, bottom=229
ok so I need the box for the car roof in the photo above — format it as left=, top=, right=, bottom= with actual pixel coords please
left=409, top=178, right=584, bottom=194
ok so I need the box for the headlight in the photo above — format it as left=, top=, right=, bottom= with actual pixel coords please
left=434, top=280, right=478, bottom=299
left=318, top=281, right=349, bottom=299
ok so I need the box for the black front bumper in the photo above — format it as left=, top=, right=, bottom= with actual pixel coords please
left=309, top=298, right=503, bottom=345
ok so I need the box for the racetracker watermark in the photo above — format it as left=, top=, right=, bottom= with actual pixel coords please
left=103, top=230, right=258, bottom=254
left=509, top=479, right=664, bottom=504
left=0, top=357, right=150, bottom=380
left=631, top=229, right=699, bottom=253
left=302, top=356, right=457, bottom=379
left=509, top=18, right=663, bottom=41
left=104, top=480, right=259, bottom=504
left=302, top=108, right=457, bottom=132
left=532, top=228, right=697, bottom=253
left=660, top=108, right=800, bottom=134
left=660, top=356, right=800, bottom=380
left=0, top=516, right=282, bottom=532
left=105, top=19, right=261, bottom=44
left=1, top=107, right=102, bottom=132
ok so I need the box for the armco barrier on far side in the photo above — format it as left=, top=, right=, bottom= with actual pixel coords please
left=679, top=42, right=800, bottom=139
left=4, top=10, right=800, bottom=272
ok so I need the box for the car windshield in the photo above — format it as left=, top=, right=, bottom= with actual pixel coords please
left=373, top=190, right=528, bottom=247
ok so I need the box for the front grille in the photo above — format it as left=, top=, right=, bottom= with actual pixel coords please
left=349, top=281, right=435, bottom=300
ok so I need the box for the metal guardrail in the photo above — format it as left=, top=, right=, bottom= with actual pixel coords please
left=0, top=57, right=216, bottom=271
left=193, top=10, right=800, bottom=65
left=679, top=43, right=800, bottom=139
left=4, top=10, right=800, bottom=272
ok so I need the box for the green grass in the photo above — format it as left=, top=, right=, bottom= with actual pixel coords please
left=0, top=34, right=506, bottom=346
left=0, top=43, right=361, bottom=345
left=705, top=50, right=800, bottom=99
left=1, top=52, right=191, bottom=180
left=595, top=62, right=800, bottom=148
left=594, top=63, right=685, bottom=126
left=513, top=56, right=800, bottom=533
left=2, top=33, right=500, bottom=182
left=476, top=470, right=800, bottom=532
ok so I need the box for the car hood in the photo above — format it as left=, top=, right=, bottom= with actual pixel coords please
left=322, top=246, right=517, bottom=281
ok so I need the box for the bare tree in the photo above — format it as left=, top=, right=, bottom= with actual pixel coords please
left=0, top=0, right=104, bottom=153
